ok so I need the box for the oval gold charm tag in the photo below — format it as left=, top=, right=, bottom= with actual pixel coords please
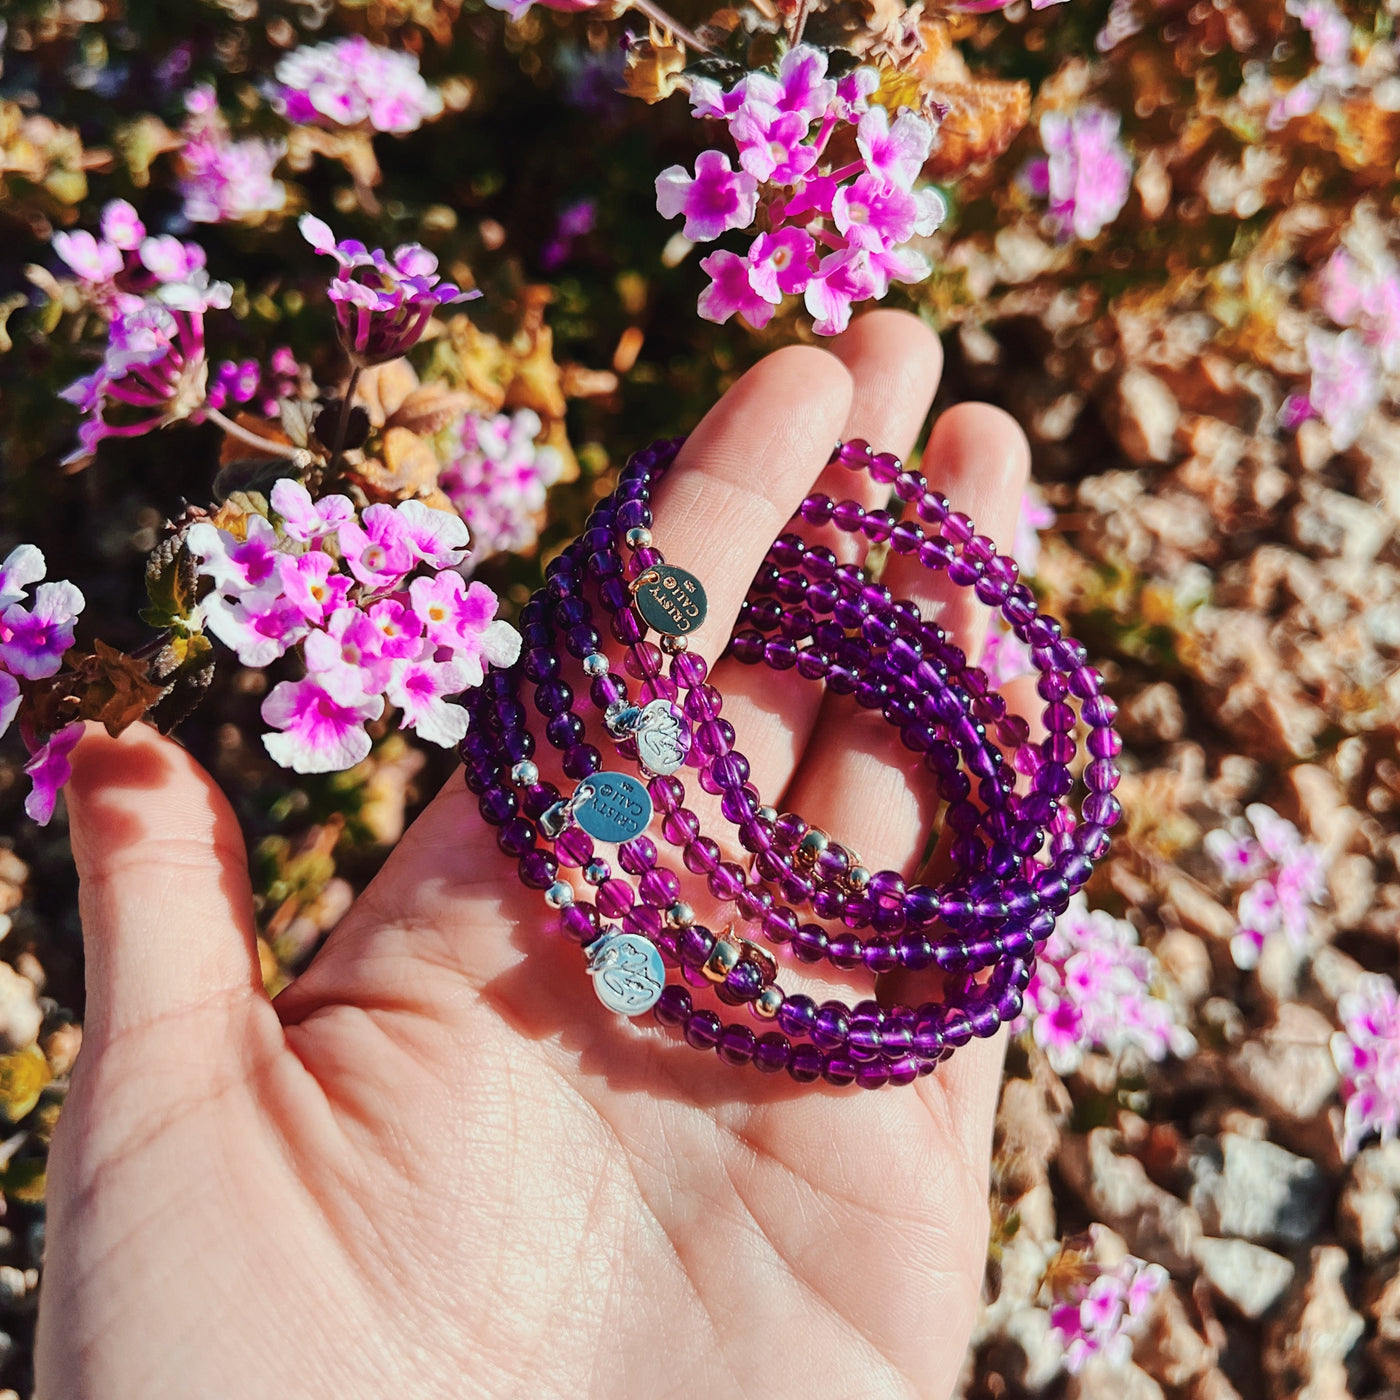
left=634, top=567, right=707, bottom=637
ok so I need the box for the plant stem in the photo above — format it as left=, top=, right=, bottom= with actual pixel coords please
left=631, top=0, right=713, bottom=54
left=791, top=0, right=810, bottom=46
left=206, top=407, right=308, bottom=463
left=325, top=365, right=363, bottom=483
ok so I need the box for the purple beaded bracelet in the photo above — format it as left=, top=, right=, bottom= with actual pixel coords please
left=459, top=437, right=1121, bottom=1087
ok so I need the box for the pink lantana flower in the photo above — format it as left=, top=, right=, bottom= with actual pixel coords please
left=1012, top=894, right=1196, bottom=1074
left=1046, top=1241, right=1166, bottom=1375
left=270, top=478, right=356, bottom=543
left=1027, top=107, right=1133, bottom=242
left=385, top=656, right=474, bottom=747
left=274, top=36, right=442, bottom=135
left=697, top=249, right=779, bottom=329
left=1332, top=973, right=1400, bottom=1160
left=187, top=516, right=281, bottom=594
left=23, top=722, right=84, bottom=825
left=337, top=505, right=417, bottom=592
left=261, top=673, right=385, bottom=774
left=1299, top=327, right=1381, bottom=449
left=101, top=199, right=145, bottom=250
left=278, top=552, right=352, bottom=626
left=855, top=106, right=935, bottom=190
left=655, top=150, right=761, bottom=243
left=0, top=581, right=86, bottom=680
left=729, top=105, right=820, bottom=185
left=0, top=545, right=46, bottom=609
left=0, top=673, right=19, bottom=741
left=202, top=590, right=310, bottom=669
left=394, top=499, right=471, bottom=571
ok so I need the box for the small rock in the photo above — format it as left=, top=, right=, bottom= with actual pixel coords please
left=1060, top=1129, right=1203, bottom=1272
left=1135, top=1283, right=1217, bottom=1385
left=1156, top=930, right=1212, bottom=1006
left=995, top=1076, right=1064, bottom=1198
left=1194, top=1237, right=1295, bottom=1319
left=1188, top=1133, right=1328, bottom=1246
left=1189, top=1370, right=1245, bottom=1400
left=1068, top=1358, right=1166, bottom=1400
left=0, top=965, right=41, bottom=1053
left=1366, top=1258, right=1400, bottom=1383
left=1120, top=682, right=1186, bottom=744
left=1263, top=1245, right=1363, bottom=1400
left=1340, top=1140, right=1400, bottom=1263
left=1116, top=369, right=1181, bottom=464
left=1227, top=1003, right=1339, bottom=1127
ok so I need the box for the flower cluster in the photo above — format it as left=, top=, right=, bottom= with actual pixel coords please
left=1022, top=107, right=1133, bottom=242
left=654, top=47, right=945, bottom=336
left=300, top=215, right=476, bottom=366
left=273, top=37, right=442, bottom=135
left=439, top=409, right=564, bottom=569
left=208, top=347, right=302, bottom=419
left=178, top=85, right=287, bottom=226
left=189, top=483, right=520, bottom=772
left=1331, top=972, right=1400, bottom=1160
left=1205, top=802, right=1327, bottom=969
left=1045, top=1237, right=1167, bottom=1374
left=54, top=203, right=233, bottom=464
left=1012, top=895, right=1197, bottom=1075
left=0, top=546, right=86, bottom=824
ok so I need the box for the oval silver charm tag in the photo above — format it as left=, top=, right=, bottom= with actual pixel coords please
left=634, top=567, right=707, bottom=637
left=585, top=931, right=666, bottom=1017
left=634, top=699, right=689, bottom=777
left=573, top=772, right=653, bottom=844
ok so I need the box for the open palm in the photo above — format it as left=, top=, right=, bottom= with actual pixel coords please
left=37, top=310, right=1030, bottom=1400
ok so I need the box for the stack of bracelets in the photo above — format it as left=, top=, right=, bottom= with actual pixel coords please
left=459, top=437, right=1122, bottom=1089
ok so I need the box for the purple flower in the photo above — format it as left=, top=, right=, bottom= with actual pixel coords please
left=1012, top=894, right=1196, bottom=1074
left=1318, top=247, right=1400, bottom=372
left=278, top=552, right=352, bottom=626
left=832, top=174, right=921, bottom=251
left=740, top=45, right=837, bottom=126
left=101, top=199, right=145, bottom=250
left=23, top=722, right=84, bottom=826
left=408, top=572, right=520, bottom=684
left=1033, top=107, right=1133, bottom=242
left=655, top=150, right=761, bottom=243
left=52, top=230, right=124, bottom=288
left=438, top=409, right=565, bottom=566
left=274, top=37, right=442, bottom=135
left=979, top=627, right=1034, bottom=687
left=748, top=227, right=817, bottom=300
left=300, top=214, right=477, bottom=366
left=0, top=581, right=86, bottom=681
left=1332, top=973, right=1400, bottom=1159
left=384, top=655, right=474, bottom=747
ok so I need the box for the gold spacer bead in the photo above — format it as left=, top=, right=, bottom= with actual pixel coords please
left=753, top=986, right=784, bottom=1020
left=702, top=939, right=741, bottom=983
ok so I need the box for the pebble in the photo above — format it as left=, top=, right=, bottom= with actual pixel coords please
left=0, top=964, right=41, bottom=1053
left=1263, top=1245, right=1363, bottom=1400
left=1188, top=1133, right=1328, bottom=1246
left=1341, top=1142, right=1400, bottom=1264
left=1194, top=1237, right=1295, bottom=1319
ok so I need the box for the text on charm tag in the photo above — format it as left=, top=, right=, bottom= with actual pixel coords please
left=584, top=931, right=666, bottom=1016
left=572, top=772, right=653, bottom=844
left=633, top=566, right=707, bottom=637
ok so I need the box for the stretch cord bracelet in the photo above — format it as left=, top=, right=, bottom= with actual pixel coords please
left=458, top=437, right=1121, bottom=1087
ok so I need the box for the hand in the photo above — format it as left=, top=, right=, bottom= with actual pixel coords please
left=37, top=310, right=1030, bottom=1400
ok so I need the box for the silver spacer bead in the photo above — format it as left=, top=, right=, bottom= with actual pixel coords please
left=756, top=805, right=778, bottom=825
left=798, top=829, right=830, bottom=860
left=624, top=526, right=653, bottom=551
left=510, top=759, right=540, bottom=787
left=659, top=632, right=689, bottom=655
left=544, top=881, right=575, bottom=909
left=582, top=652, right=610, bottom=677
left=665, top=900, right=696, bottom=929
left=846, top=865, right=872, bottom=892
left=583, top=859, right=612, bottom=886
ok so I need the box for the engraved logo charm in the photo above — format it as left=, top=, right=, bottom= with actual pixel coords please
left=633, top=699, right=690, bottom=777
left=572, top=772, right=653, bottom=844
left=584, top=931, right=666, bottom=1017
left=634, top=567, right=707, bottom=637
